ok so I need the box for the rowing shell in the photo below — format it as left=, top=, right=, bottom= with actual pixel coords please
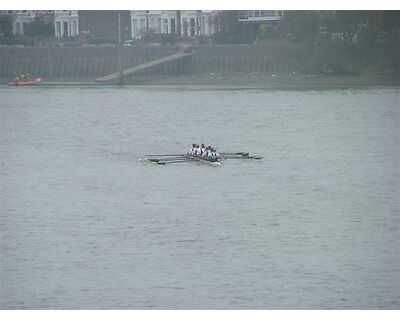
left=186, top=155, right=221, bottom=166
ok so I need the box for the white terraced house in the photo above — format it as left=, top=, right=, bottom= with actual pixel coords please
left=54, top=10, right=79, bottom=38
left=130, top=10, right=216, bottom=39
left=238, top=10, right=284, bottom=23
left=11, top=10, right=36, bottom=35
left=0, top=10, right=53, bottom=36
left=0, top=10, right=79, bottom=38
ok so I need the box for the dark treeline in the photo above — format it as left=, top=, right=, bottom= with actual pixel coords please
left=281, top=11, right=400, bottom=74
left=212, top=11, right=400, bottom=74
left=211, top=11, right=400, bottom=45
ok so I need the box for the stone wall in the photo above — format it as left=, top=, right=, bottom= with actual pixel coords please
left=190, top=44, right=312, bottom=74
left=0, top=46, right=180, bottom=80
left=0, top=44, right=316, bottom=81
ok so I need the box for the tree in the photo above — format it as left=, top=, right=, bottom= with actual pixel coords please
left=279, top=11, right=319, bottom=44
left=0, top=15, right=13, bottom=38
left=211, top=11, right=244, bottom=44
left=258, top=24, right=269, bottom=39
left=380, top=11, right=400, bottom=37
left=24, top=17, right=53, bottom=37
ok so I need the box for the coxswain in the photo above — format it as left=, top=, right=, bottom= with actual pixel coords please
left=187, top=143, right=196, bottom=155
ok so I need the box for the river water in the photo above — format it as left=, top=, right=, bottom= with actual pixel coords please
left=0, top=86, right=399, bottom=309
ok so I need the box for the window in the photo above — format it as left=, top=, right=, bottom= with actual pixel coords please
left=190, top=18, right=195, bottom=37
left=170, top=18, right=175, bottom=34
left=139, top=18, right=145, bottom=30
left=63, top=21, right=68, bottom=37
left=238, top=11, right=246, bottom=19
left=163, top=18, right=168, bottom=33
left=182, top=18, right=188, bottom=36
left=132, top=19, right=137, bottom=35
left=73, top=20, right=78, bottom=36
left=56, top=21, right=61, bottom=37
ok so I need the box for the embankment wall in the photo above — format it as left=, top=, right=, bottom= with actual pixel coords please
left=0, top=44, right=325, bottom=81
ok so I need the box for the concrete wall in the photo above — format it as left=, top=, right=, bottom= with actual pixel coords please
left=191, top=44, right=312, bottom=74
left=0, top=44, right=316, bottom=80
left=0, top=46, right=179, bottom=79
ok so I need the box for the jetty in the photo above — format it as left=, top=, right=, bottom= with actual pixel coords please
left=95, top=51, right=190, bottom=82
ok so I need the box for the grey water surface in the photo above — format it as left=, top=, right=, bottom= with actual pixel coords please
left=0, top=86, right=399, bottom=309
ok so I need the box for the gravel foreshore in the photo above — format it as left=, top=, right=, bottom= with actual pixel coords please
left=2, top=72, right=398, bottom=88
left=140, top=72, right=400, bottom=88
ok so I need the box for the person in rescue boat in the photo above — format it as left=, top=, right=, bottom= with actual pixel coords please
left=187, top=143, right=197, bottom=155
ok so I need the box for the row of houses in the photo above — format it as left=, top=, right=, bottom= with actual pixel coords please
left=0, top=10, right=80, bottom=38
left=0, top=10, right=283, bottom=41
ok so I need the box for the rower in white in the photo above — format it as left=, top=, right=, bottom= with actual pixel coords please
left=214, top=148, right=224, bottom=160
left=195, top=144, right=201, bottom=156
left=200, top=144, right=206, bottom=156
left=208, top=148, right=217, bottom=161
left=186, top=144, right=223, bottom=162
left=201, top=146, right=211, bottom=159
left=187, top=143, right=197, bottom=156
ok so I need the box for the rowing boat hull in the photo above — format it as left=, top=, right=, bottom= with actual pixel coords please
left=186, top=155, right=221, bottom=166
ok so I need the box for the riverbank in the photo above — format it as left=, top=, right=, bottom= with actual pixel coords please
left=2, top=72, right=398, bottom=89
left=2, top=44, right=399, bottom=87
left=140, top=72, right=399, bottom=88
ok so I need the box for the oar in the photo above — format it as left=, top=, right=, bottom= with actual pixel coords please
left=221, top=152, right=249, bottom=157
left=147, top=156, right=185, bottom=162
left=222, top=153, right=249, bottom=158
left=145, top=154, right=185, bottom=157
left=223, top=155, right=244, bottom=159
left=222, top=154, right=263, bottom=160
left=157, top=159, right=195, bottom=165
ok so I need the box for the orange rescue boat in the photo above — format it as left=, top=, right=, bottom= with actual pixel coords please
left=8, top=77, right=43, bottom=86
